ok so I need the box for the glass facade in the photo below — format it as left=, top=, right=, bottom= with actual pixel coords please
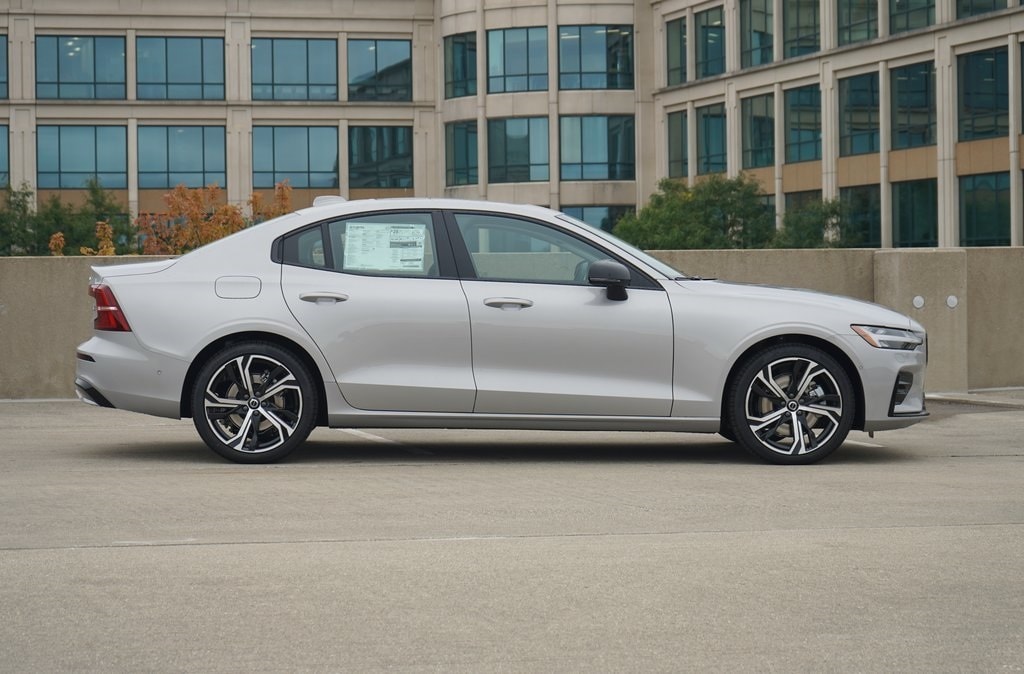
left=892, top=178, right=938, bottom=247
left=348, top=40, right=411, bottom=101
left=891, top=61, right=935, bottom=149
left=741, top=93, right=774, bottom=169
left=785, top=85, right=821, bottom=162
left=487, top=28, right=547, bottom=93
left=137, top=37, right=224, bottom=100
left=784, top=0, right=820, bottom=58
left=445, top=121, right=477, bottom=187
left=668, top=110, right=688, bottom=178
left=349, top=126, right=413, bottom=189
left=960, top=172, right=1010, bottom=246
left=890, top=0, right=934, bottom=34
left=839, top=185, right=881, bottom=247
left=487, top=118, right=549, bottom=183
left=560, top=116, right=635, bottom=180
left=252, top=38, right=337, bottom=101
left=252, top=126, right=338, bottom=189
left=0, top=36, right=7, bottom=99
left=958, top=48, right=1008, bottom=141
left=561, top=205, right=634, bottom=232
left=666, top=18, right=686, bottom=85
left=558, top=25, right=633, bottom=90
left=36, top=36, right=125, bottom=99
left=957, top=0, right=1001, bottom=18
left=137, top=126, right=226, bottom=189
left=740, top=0, right=772, bottom=69
left=37, top=125, right=127, bottom=189
left=444, top=33, right=476, bottom=99
left=697, top=103, right=727, bottom=175
left=786, top=190, right=822, bottom=211
left=838, top=0, right=878, bottom=45
left=696, top=7, right=726, bottom=79
left=839, top=72, right=880, bottom=156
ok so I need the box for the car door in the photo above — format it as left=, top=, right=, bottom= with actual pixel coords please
left=280, top=211, right=475, bottom=413
left=448, top=211, right=674, bottom=416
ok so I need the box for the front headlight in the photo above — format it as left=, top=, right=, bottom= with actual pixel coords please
left=852, top=325, right=924, bottom=350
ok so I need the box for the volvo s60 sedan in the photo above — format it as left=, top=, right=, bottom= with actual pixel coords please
left=75, top=198, right=928, bottom=464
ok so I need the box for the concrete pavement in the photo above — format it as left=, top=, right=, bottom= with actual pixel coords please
left=1, top=399, right=1022, bottom=672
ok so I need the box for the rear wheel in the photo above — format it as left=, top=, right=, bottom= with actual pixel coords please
left=727, top=344, right=854, bottom=465
left=191, top=342, right=318, bottom=463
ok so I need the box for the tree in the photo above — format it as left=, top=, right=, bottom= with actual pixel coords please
left=772, top=198, right=844, bottom=248
left=614, top=175, right=775, bottom=249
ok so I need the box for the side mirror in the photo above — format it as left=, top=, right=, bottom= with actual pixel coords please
left=588, top=259, right=630, bottom=302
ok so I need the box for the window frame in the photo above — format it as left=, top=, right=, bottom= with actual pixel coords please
left=252, top=125, right=339, bottom=190
left=251, top=37, right=338, bottom=101
left=892, top=178, right=938, bottom=248
left=444, top=32, right=477, bottom=99
left=740, top=0, right=773, bottom=69
left=36, top=124, right=128, bottom=189
left=557, top=24, right=634, bottom=90
left=784, top=0, right=820, bottom=58
left=889, top=0, right=934, bottom=34
left=445, top=120, right=478, bottom=187
left=667, top=110, right=688, bottom=178
left=784, top=84, right=822, bottom=163
left=559, top=115, right=636, bottom=181
left=137, top=125, right=226, bottom=190
left=486, top=117, right=550, bottom=183
left=839, top=72, right=880, bottom=156
left=348, top=126, right=414, bottom=189
left=35, top=35, right=126, bottom=100
left=959, top=172, right=1010, bottom=246
left=837, top=0, right=878, bottom=46
left=347, top=38, right=412, bottom=102
left=695, top=7, right=726, bottom=79
left=741, top=93, right=774, bottom=169
left=958, top=47, right=1009, bottom=141
left=136, top=36, right=225, bottom=100
left=697, top=103, right=727, bottom=175
left=666, top=17, right=687, bottom=85
left=891, top=60, right=935, bottom=150
left=487, top=27, right=548, bottom=94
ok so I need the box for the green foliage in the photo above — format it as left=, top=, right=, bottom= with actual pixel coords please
left=773, top=198, right=844, bottom=249
left=614, top=175, right=775, bottom=249
left=0, top=180, right=133, bottom=256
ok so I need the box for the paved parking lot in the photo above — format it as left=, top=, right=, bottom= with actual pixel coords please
left=1, top=399, right=1022, bottom=672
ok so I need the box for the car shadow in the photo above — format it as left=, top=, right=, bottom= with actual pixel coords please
left=82, top=433, right=915, bottom=466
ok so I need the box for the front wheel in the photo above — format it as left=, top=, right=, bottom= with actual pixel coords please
left=727, top=344, right=855, bottom=465
left=191, top=342, right=319, bottom=463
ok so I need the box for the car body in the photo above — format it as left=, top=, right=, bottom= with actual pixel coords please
left=75, top=198, right=928, bottom=464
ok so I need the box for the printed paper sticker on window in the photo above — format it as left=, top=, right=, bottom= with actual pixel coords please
left=343, top=223, right=427, bottom=272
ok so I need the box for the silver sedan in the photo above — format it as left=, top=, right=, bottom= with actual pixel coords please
left=75, top=198, right=928, bottom=464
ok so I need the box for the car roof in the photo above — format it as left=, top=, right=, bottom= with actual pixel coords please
left=294, top=197, right=560, bottom=222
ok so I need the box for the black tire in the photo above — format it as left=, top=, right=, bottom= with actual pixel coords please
left=718, top=425, right=737, bottom=443
left=726, top=343, right=855, bottom=465
left=191, top=341, right=318, bottom=463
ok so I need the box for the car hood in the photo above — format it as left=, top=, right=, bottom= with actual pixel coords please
left=673, top=279, right=920, bottom=332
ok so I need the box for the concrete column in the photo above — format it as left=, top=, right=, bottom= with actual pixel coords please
left=226, top=108, right=252, bottom=209
left=338, top=119, right=349, bottom=198
left=772, top=0, right=784, bottom=63
left=686, top=100, right=696, bottom=186
left=126, top=118, right=138, bottom=217
left=10, top=106, right=36, bottom=195
left=125, top=30, right=136, bottom=101
left=547, top=0, right=559, bottom=208
left=1008, top=35, right=1022, bottom=246
left=725, top=0, right=739, bottom=74
left=820, top=0, right=837, bottom=52
left=225, top=18, right=251, bottom=102
left=935, top=35, right=958, bottom=246
left=773, top=81, right=784, bottom=230
left=686, top=7, right=696, bottom=83
left=820, top=59, right=838, bottom=199
left=877, top=0, right=889, bottom=39
left=338, top=33, right=348, bottom=102
left=475, top=2, right=487, bottom=197
left=879, top=61, right=893, bottom=247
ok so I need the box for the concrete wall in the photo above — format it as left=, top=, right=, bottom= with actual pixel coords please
left=0, top=249, right=1020, bottom=399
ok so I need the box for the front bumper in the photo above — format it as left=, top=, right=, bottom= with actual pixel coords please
left=840, top=334, right=928, bottom=432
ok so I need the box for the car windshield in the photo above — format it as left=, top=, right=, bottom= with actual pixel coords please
left=554, top=214, right=687, bottom=279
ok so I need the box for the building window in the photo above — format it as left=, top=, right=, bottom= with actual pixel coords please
left=697, top=103, right=727, bottom=175
left=891, top=61, right=935, bottom=149
left=742, top=94, right=774, bottom=169
left=838, top=0, right=878, bottom=45
left=487, top=28, right=547, bottom=93
left=137, top=37, right=224, bottom=100
left=0, top=125, right=8, bottom=186
left=839, top=185, right=881, bottom=247
left=487, top=117, right=549, bottom=183
left=784, top=0, right=819, bottom=58
left=560, top=116, right=635, bottom=180
left=958, top=48, right=1008, bottom=141
left=740, top=0, right=772, bottom=68
left=37, top=125, right=127, bottom=189
left=785, top=84, right=821, bottom=162
left=349, top=126, right=413, bottom=189
left=562, top=205, right=634, bottom=232
left=444, top=33, right=476, bottom=99
left=839, top=72, right=880, bottom=156
left=960, top=172, right=1010, bottom=246
left=889, top=0, right=933, bottom=34
left=138, top=126, right=225, bottom=189
left=559, top=25, right=633, bottom=90
left=0, top=36, right=7, bottom=99
left=252, top=38, right=337, bottom=101
left=348, top=39, right=412, bottom=101
left=957, top=0, right=1001, bottom=19
left=668, top=110, right=688, bottom=178
left=696, top=7, right=726, bottom=79
left=666, top=18, right=686, bottom=85
left=786, top=190, right=822, bottom=211
left=36, top=36, right=126, bottom=99
left=253, top=126, right=338, bottom=189
left=892, top=178, right=937, bottom=247
left=445, top=121, right=477, bottom=187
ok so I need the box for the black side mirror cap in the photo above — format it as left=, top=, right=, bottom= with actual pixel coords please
left=588, top=259, right=630, bottom=301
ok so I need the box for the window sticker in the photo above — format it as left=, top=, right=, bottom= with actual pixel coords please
left=343, top=223, right=427, bottom=272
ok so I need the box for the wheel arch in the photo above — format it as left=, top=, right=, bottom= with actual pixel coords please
left=180, top=331, right=329, bottom=426
left=721, top=334, right=866, bottom=432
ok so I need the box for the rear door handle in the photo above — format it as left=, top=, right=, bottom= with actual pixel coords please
left=483, top=297, right=534, bottom=310
left=299, top=292, right=349, bottom=304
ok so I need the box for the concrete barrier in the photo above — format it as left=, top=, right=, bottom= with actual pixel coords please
left=0, top=249, right=1019, bottom=399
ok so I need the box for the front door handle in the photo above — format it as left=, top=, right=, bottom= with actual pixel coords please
left=299, top=292, right=349, bottom=304
left=483, top=297, right=534, bottom=310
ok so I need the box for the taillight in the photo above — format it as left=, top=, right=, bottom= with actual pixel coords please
left=89, top=284, right=132, bottom=332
